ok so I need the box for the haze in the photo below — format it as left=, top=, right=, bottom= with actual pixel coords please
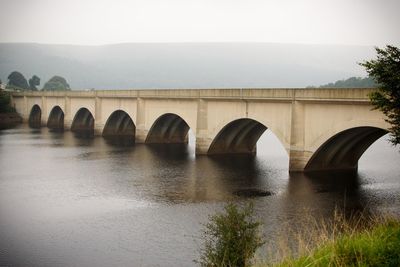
left=0, top=0, right=399, bottom=46
left=0, top=43, right=377, bottom=89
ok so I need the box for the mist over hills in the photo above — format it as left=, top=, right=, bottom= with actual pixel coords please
left=0, top=43, right=375, bottom=89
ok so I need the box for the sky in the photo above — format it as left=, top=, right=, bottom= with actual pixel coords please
left=0, top=0, right=399, bottom=46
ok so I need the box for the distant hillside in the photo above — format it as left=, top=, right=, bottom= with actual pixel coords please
left=312, top=76, right=377, bottom=88
left=0, top=43, right=375, bottom=90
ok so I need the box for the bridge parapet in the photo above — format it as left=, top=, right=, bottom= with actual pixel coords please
left=12, top=88, right=374, bottom=100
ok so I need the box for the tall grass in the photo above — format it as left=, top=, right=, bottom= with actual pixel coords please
left=258, top=210, right=400, bottom=267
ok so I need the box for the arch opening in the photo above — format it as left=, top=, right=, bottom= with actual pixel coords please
left=305, top=126, right=388, bottom=172
left=47, top=106, right=64, bottom=130
left=28, top=104, right=41, bottom=128
left=103, top=110, right=135, bottom=138
left=145, top=113, right=190, bottom=144
left=208, top=118, right=267, bottom=154
left=71, top=108, right=94, bottom=134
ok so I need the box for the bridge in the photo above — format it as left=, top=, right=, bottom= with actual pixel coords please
left=11, top=88, right=388, bottom=173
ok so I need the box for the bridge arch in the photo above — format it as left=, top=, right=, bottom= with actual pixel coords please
left=145, top=113, right=190, bottom=144
left=71, top=108, right=94, bottom=133
left=305, top=126, right=388, bottom=172
left=47, top=106, right=64, bottom=130
left=103, top=110, right=135, bottom=137
left=28, top=104, right=42, bottom=128
left=207, top=118, right=284, bottom=155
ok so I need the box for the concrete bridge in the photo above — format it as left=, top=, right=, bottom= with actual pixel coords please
left=11, top=88, right=388, bottom=172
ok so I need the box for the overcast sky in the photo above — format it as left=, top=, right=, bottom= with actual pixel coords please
left=0, top=0, right=399, bottom=46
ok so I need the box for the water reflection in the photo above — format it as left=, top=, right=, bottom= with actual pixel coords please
left=286, top=172, right=368, bottom=216
left=72, top=130, right=94, bottom=139
left=103, top=136, right=135, bottom=147
left=146, top=143, right=193, bottom=160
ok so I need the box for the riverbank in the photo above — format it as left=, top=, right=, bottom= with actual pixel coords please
left=0, top=112, right=22, bottom=130
left=259, top=215, right=400, bottom=267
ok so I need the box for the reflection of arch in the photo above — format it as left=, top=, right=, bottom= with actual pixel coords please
left=29, top=104, right=41, bottom=128
left=103, top=110, right=135, bottom=137
left=305, top=126, right=388, bottom=172
left=146, top=113, right=190, bottom=144
left=208, top=118, right=267, bottom=154
left=47, top=106, right=64, bottom=130
left=71, top=108, right=94, bottom=133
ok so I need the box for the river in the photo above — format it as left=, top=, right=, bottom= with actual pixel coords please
left=0, top=125, right=399, bottom=266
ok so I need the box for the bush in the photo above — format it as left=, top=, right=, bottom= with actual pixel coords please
left=199, top=202, right=265, bottom=267
left=0, top=92, right=16, bottom=113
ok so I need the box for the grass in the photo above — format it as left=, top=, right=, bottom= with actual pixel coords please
left=258, top=211, right=400, bottom=267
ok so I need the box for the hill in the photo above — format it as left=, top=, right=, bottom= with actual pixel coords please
left=314, top=76, right=377, bottom=88
left=0, top=43, right=375, bottom=90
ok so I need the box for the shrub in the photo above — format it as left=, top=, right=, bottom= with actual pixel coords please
left=0, top=92, right=16, bottom=113
left=199, top=202, right=265, bottom=267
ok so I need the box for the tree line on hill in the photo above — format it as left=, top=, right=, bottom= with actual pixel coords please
left=2, top=71, right=70, bottom=91
left=309, top=76, right=377, bottom=88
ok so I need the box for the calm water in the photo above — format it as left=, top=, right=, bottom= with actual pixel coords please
left=0, top=125, right=399, bottom=266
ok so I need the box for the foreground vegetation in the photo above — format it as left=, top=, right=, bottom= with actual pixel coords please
left=360, top=45, right=400, bottom=147
left=199, top=203, right=265, bottom=267
left=200, top=203, right=400, bottom=267
left=266, top=215, right=400, bottom=267
left=0, top=91, right=15, bottom=113
left=0, top=91, right=22, bottom=129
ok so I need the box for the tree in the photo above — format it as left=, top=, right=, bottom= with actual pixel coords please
left=29, top=75, right=40, bottom=91
left=7, top=71, right=29, bottom=90
left=199, top=203, right=264, bottom=267
left=360, top=45, right=400, bottom=146
left=43, top=75, right=71, bottom=91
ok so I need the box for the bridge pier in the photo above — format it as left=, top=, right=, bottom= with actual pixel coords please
left=288, top=99, right=307, bottom=172
left=135, top=98, right=147, bottom=143
left=288, top=150, right=313, bottom=172
left=195, top=136, right=212, bottom=155
left=40, top=96, right=48, bottom=127
left=195, top=99, right=210, bottom=154
left=64, top=119, right=72, bottom=130
left=94, top=122, right=103, bottom=136
left=94, top=96, right=102, bottom=135
left=62, top=96, right=72, bottom=130
left=135, top=129, right=147, bottom=143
